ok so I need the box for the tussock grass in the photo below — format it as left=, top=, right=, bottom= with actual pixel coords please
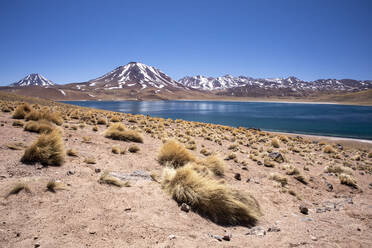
left=112, top=146, right=120, bottom=154
left=67, top=148, right=78, bottom=157
left=294, top=175, right=308, bottom=185
left=128, top=144, right=140, bottom=153
left=46, top=180, right=66, bottom=192
left=324, top=164, right=353, bottom=175
left=84, top=157, right=96, bottom=164
left=197, top=154, right=225, bottom=177
left=323, top=145, right=336, bottom=153
left=21, top=129, right=65, bottom=166
left=339, top=173, right=357, bottom=188
left=12, top=103, right=32, bottom=119
left=99, top=171, right=130, bottom=187
left=25, top=109, right=63, bottom=125
left=6, top=142, right=25, bottom=150
left=264, top=158, right=276, bottom=167
left=161, top=164, right=261, bottom=226
left=105, top=123, right=143, bottom=143
left=282, top=164, right=300, bottom=175
left=200, top=148, right=212, bottom=156
left=97, top=117, right=107, bottom=125
left=5, top=182, right=31, bottom=198
left=24, top=120, right=54, bottom=134
left=269, top=173, right=288, bottom=186
left=271, top=138, right=280, bottom=148
left=225, top=153, right=237, bottom=160
left=12, top=120, right=24, bottom=127
left=158, top=140, right=195, bottom=168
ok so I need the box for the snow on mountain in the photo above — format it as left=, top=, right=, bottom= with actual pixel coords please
left=178, top=75, right=372, bottom=94
left=12, top=73, right=55, bottom=87
left=87, top=62, right=186, bottom=91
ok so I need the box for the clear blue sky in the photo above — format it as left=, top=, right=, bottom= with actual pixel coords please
left=0, top=0, right=371, bottom=85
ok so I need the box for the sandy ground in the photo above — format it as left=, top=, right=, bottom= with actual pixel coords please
left=0, top=109, right=371, bottom=248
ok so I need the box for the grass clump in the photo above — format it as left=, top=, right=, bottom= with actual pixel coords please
left=84, top=157, right=96, bottom=164
left=324, top=164, right=353, bottom=175
left=24, top=120, right=54, bottom=134
left=128, top=144, right=140, bottom=153
left=5, top=182, right=31, bottom=198
left=271, top=138, right=280, bottom=148
left=12, top=120, right=24, bottom=127
left=197, top=155, right=225, bottom=177
left=97, top=117, right=107, bottom=125
left=339, top=173, right=357, bottom=188
left=21, top=129, right=65, bottom=166
left=67, top=148, right=78, bottom=157
left=323, top=145, right=336, bottom=154
left=105, top=123, right=143, bottom=143
left=158, top=140, right=195, bottom=168
left=6, top=142, right=25, bottom=150
left=99, top=171, right=130, bottom=187
left=200, top=148, right=212, bottom=156
left=269, top=173, right=288, bottom=186
left=161, top=164, right=261, bottom=226
left=12, top=103, right=32, bottom=119
left=46, top=180, right=66, bottom=192
left=25, top=109, right=63, bottom=125
left=264, top=158, right=276, bottom=167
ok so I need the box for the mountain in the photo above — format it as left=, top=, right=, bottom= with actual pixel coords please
left=11, top=73, right=55, bottom=87
left=86, top=62, right=186, bottom=91
left=178, top=75, right=372, bottom=97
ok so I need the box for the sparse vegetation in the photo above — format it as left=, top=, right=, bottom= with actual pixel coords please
left=269, top=173, right=288, bottom=186
left=339, top=173, right=357, bottom=188
left=158, top=140, right=195, bottom=168
left=271, top=138, right=280, bottom=148
left=198, top=154, right=225, bottom=176
left=46, top=180, right=66, bottom=192
left=67, top=148, right=78, bottom=157
left=99, top=171, right=130, bottom=187
left=5, top=182, right=31, bottom=198
left=105, top=123, right=143, bottom=143
left=323, top=145, right=335, bottom=153
left=128, top=144, right=140, bottom=153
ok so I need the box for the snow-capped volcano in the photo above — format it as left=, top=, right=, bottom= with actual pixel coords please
left=88, top=62, right=185, bottom=91
left=12, top=73, right=54, bottom=87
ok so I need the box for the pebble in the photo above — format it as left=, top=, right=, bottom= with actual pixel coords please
left=246, top=226, right=266, bottom=236
left=34, top=244, right=40, bottom=248
left=267, top=226, right=281, bottom=232
left=325, top=183, right=333, bottom=192
left=168, top=234, right=176, bottom=240
left=95, top=168, right=101, bottom=173
left=310, top=236, right=318, bottom=241
left=300, top=217, right=313, bottom=222
left=242, top=166, right=248, bottom=171
left=299, top=205, right=308, bottom=215
left=246, top=178, right=251, bottom=183
left=234, top=173, right=241, bottom=181
left=257, top=161, right=263, bottom=166
left=67, top=170, right=75, bottom=176
left=180, top=203, right=190, bottom=212
left=222, top=233, right=232, bottom=241
left=213, top=235, right=223, bottom=241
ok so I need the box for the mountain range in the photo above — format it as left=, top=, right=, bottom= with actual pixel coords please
left=2, top=62, right=372, bottom=102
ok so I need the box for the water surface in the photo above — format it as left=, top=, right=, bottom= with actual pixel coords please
left=62, top=100, right=372, bottom=140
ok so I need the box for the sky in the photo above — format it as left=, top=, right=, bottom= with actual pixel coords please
left=0, top=0, right=371, bottom=85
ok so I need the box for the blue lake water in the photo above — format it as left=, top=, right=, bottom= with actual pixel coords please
left=61, top=101, right=372, bottom=140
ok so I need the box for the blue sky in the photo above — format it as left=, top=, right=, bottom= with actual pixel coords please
left=0, top=0, right=371, bottom=85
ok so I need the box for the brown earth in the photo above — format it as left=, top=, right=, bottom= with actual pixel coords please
left=0, top=93, right=371, bottom=247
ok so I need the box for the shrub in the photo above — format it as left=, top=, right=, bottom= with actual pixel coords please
left=225, top=153, right=237, bottom=160
left=269, top=173, right=288, bottom=186
left=128, top=145, right=140, bottom=153
left=198, top=155, right=225, bottom=176
left=25, top=109, right=63, bottom=125
left=158, top=140, right=195, bottom=168
left=271, top=138, right=280, bottom=148
left=21, top=129, right=65, bottom=166
left=324, top=164, right=353, bottom=175
left=12, top=103, right=32, bottom=119
left=368, top=152, right=372, bottom=158
left=24, top=120, right=54, bottom=134
left=339, top=173, right=357, bottom=188
left=105, top=123, right=143, bottom=143
left=161, top=164, right=261, bottom=226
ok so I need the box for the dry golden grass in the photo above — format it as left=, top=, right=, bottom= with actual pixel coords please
left=197, top=154, right=225, bottom=177
left=92, top=125, right=98, bottom=132
left=67, top=148, right=78, bottom=157
left=161, top=164, right=261, bottom=226
left=6, top=142, right=25, bottom=150
left=200, top=148, right=212, bottom=156
left=324, top=164, right=353, bottom=175
left=323, top=145, right=336, bottom=153
left=99, top=171, right=130, bottom=187
left=264, top=158, right=276, bottom=167
left=21, top=129, right=65, bottom=166
left=269, top=173, right=288, bottom=186
left=12, top=103, right=32, bottom=119
left=24, top=120, right=54, bottom=134
left=12, top=120, right=24, bottom=127
left=282, top=164, right=300, bottom=175
left=5, top=182, right=31, bottom=198
left=84, top=157, right=96, bottom=164
left=105, top=123, right=143, bottom=143
left=46, top=180, right=67, bottom=192
left=25, top=109, right=63, bottom=125
left=368, top=152, right=372, bottom=158
left=112, top=146, right=120, bottom=154
left=294, top=174, right=308, bottom=185
left=339, top=173, right=357, bottom=188
left=225, top=153, right=237, bottom=160
left=97, top=117, right=107, bottom=125
left=158, top=140, right=195, bottom=168
left=128, top=144, right=140, bottom=153
left=271, top=138, right=280, bottom=148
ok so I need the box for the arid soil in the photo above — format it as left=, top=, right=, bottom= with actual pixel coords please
left=0, top=95, right=371, bottom=248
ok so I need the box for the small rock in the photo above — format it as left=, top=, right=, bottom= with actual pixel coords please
left=316, top=208, right=327, bottom=213
left=267, top=226, right=281, bottom=232
left=325, top=183, right=333, bottom=192
left=168, top=234, right=176, bottom=240
left=36, top=165, right=43, bottom=170
left=257, top=161, right=263, bottom=166
left=234, top=173, right=241, bottom=181
left=242, top=166, right=248, bottom=171
left=268, top=152, right=284, bottom=163
left=310, top=236, right=318, bottom=241
left=89, top=231, right=96, bottom=235
left=300, top=217, right=313, bottom=222
left=34, top=236, right=38, bottom=240
left=213, top=235, right=223, bottom=241
left=180, top=203, right=190, bottom=213
left=34, top=244, right=40, bottom=248
left=357, top=227, right=361, bottom=231
left=246, top=178, right=251, bottom=183
left=16, top=232, right=20, bottom=237
left=222, top=233, right=232, bottom=241
left=95, top=168, right=101, bottom=173
left=299, top=205, right=308, bottom=215
left=359, top=171, right=365, bottom=175
left=124, top=207, right=131, bottom=211
left=246, top=226, right=266, bottom=236
left=368, top=183, right=372, bottom=189
left=67, top=170, right=74, bottom=176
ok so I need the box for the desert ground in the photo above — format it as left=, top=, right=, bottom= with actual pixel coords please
left=0, top=92, right=371, bottom=248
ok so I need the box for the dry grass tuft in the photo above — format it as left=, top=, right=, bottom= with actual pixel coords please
left=323, top=145, right=336, bottom=153
left=24, top=120, right=54, bottom=134
left=161, top=164, right=261, bottom=226
left=105, top=123, right=143, bottom=143
left=271, top=138, right=280, bottom=148
left=324, top=164, right=353, bottom=175
left=339, top=173, right=357, bottom=188
left=25, top=109, right=63, bottom=125
left=264, top=158, right=276, bottom=167
left=294, top=174, right=308, bottom=185
left=84, top=157, right=96, bottom=164
left=282, top=164, right=300, bottom=175
left=12, top=120, right=24, bottom=127
left=128, top=144, right=140, bottom=153
left=5, top=182, right=31, bottom=198
left=21, top=129, right=65, bottom=166
left=99, top=171, right=130, bottom=187
left=197, top=155, right=225, bottom=177
left=269, top=173, right=288, bottom=186
left=46, top=180, right=66, bottom=192
left=6, top=142, right=25, bottom=150
left=158, top=140, right=195, bottom=168
left=12, top=103, right=32, bottom=119
left=67, top=148, right=78, bottom=157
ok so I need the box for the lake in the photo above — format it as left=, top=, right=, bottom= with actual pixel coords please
left=61, top=100, right=372, bottom=140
